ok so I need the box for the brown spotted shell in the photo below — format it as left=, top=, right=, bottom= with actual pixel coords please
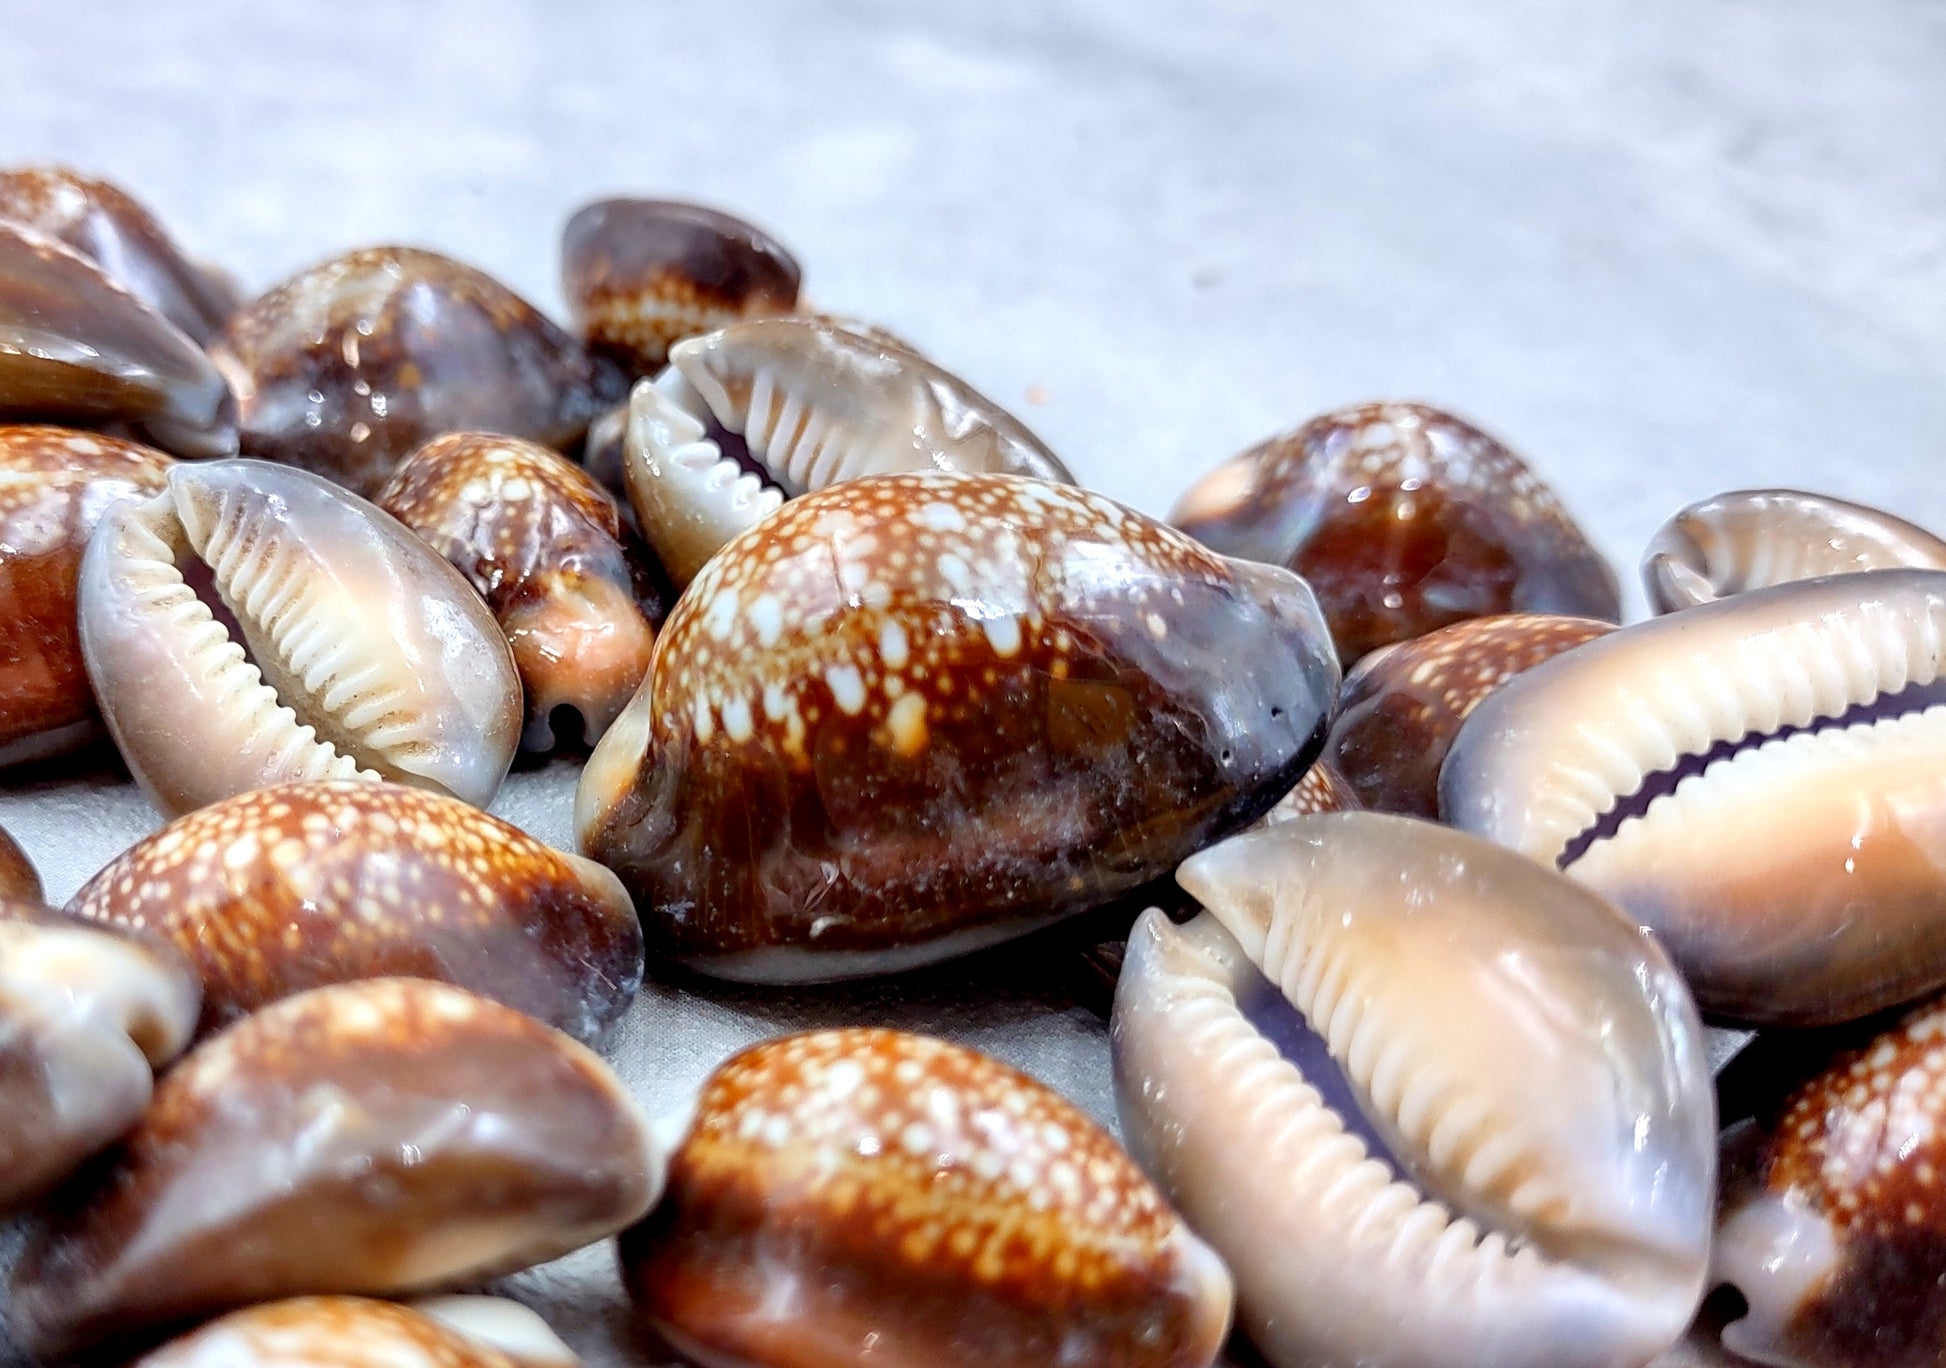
left=562, top=198, right=802, bottom=379
left=1259, top=756, right=1362, bottom=826
left=576, top=471, right=1339, bottom=982
left=65, top=781, right=643, bottom=1044
left=620, top=1028, right=1233, bottom=1368
left=8, top=977, right=663, bottom=1356
left=0, top=222, right=237, bottom=458
left=211, top=247, right=627, bottom=495
left=0, top=425, right=173, bottom=766
left=376, top=432, right=669, bottom=751
left=0, top=166, right=239, bottom=344
left=1326, top=613, right=1615, bottom=816
left=1170, top=401, right=1620, bottom=663
left=1713, top=992, right=1946, bottom=1368
left=131, top=1296, right=575, bottom=1368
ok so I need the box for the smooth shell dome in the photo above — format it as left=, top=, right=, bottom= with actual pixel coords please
left=1112, top=813, right=1715, bottom=1368
left=78, top=459, right=520, bottom=816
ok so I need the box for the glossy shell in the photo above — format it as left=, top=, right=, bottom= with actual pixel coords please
left=211, top=247, right=625, bottom=495
left=0, top=166, right=238, bottom=343
left=577, top=471, right=1339, bottom=981
left=1712, top=991, right=1946, bottom=1368
left=132, top=1297, right=575, bottom=1368
left=0, top=905, right=200, bottom=1211
left=621, top=1028, right=1233, bottom=1368
left=625, top=316, right=1073, bottom=585
left=1443, top=570, right=1946, bottom=1025
left=0, top=822, right=42, bottom=902
left=8, top=977, right=664, bottom=1356
left=66, top=781, right=643, bottom=1043
left=562, top=197, right=802, bottom=378
left=78, top=459, right=521, bottom=817
left=377, top=432, right=667, bottom=751
left=1112, top=814, right=1715, bottom=1368
left=1326, top=613, right=1613, bottom=816
left=1644, top=488, right=1946, bottom=613
left=1170, top=401, right=1619, bottom=663
left=0, top=425, right=173, bottom=765
left=0, top=221, right=237, bottom=458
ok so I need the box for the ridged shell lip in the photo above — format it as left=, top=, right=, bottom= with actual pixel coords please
left=1111, top=813, right=1715, bottom=1368
left=624, top=317, right=1073, bottom=587
left=77, top=459, right=520, bottom=817
left=1443, top=570, right=1946, bottom=865
left=1642, top=489, right=1946, bottom=614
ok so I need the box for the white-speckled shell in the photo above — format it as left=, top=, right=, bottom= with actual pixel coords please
left=78, top=459, right=521, bottom=817
left=1112, top=813, right=1715, bottom=1368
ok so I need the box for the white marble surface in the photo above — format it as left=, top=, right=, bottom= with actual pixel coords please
left=3, top=1, right=1940, bottom=1364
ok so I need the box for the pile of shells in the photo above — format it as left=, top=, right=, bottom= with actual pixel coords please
left=0, top=164, right=1941, bottom=1368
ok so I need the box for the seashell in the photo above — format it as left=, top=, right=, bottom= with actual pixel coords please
left=1325, top=613, right=1614, bottom=817
left=409, top=1297, right=581, bottom=1368
left=1712, top=992, right=1946, bottom=1368
left=577, top=471, right=1339, bottom=981
left=0, top=166, right=239, bottom=343
left=8, top=977, right=664, bottom=1356
left=1644, top=488, right=1946, bottom=613
left=620, top=1027, right=1234, bottom=1368
left=0, top=821, right=43, bottom=902
left=210, top=247, right=627, bottom=496
left=580, top=402, right=630, bottom=500
left=0, top=904, right=201, bottom=1211
left=66, top=780, right=642, bottom=1044
left=1112, top=813, right=1716, bottom=1368
left=0, top=425, right=173, bottom=765
left=78, top=458, right=521, bottom=817
left=1170, top=401, right=1619, bottom=664
left=1259, top=755, right=1361, bottom=826
left=1441, top=569, right=1946, bottom=1025
left=623, top=316, right=1073, bottom=585
left=0, top=221, right=237, bottom=458
left=561, top=197, right=802, bottom=379
left=376, top=432, right=668, bottom=751
left=132, top=1296, right=576, bottom=1368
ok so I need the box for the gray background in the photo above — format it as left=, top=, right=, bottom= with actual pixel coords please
left=4, top=1, right=1940, bottom=1364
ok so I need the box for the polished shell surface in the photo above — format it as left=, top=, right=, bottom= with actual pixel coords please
left=78, top=459, right=521, bottom=817
left=1442, top=569, right=1946, bottom=1024
left=212, top=247, right=625, bottom=495
left=1112, top=813, right=1716, bottom=1368
left=1644, top=489, right=1946, bottom=613
left=0, top=167, right=238, bottom=344
left=0, top=426, right=172, bottom=767
left=620, top=1028, right=1233, bottom=1368
left=0, top=222, right=236, bottom=459
left=66, top=781, right=643, bottom=1043
left=578, top=471, right=1339, bottom=981
left=7, top=978, right=663, bottom=1356
left=377, top=432, right=666, bottom=752
left=561, top=198, right=802, bottom=379
left=1170, top=401, right=1620, bottom=663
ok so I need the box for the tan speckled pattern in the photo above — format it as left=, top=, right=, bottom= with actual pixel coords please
left=1715, top=994, right=1946, bottom=1368
left=134, top=1297, right=524, bottom=1368
left=378, top=432, right=663, bottom=751
left=580, top=470, right=1339, bottom=978
left=622, top=1027, right=1233, bottom=1368
left=66, top=780, right=641, bottom=1042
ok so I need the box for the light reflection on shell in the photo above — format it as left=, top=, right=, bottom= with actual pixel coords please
left=578, top=470, right=1338, bottom=981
